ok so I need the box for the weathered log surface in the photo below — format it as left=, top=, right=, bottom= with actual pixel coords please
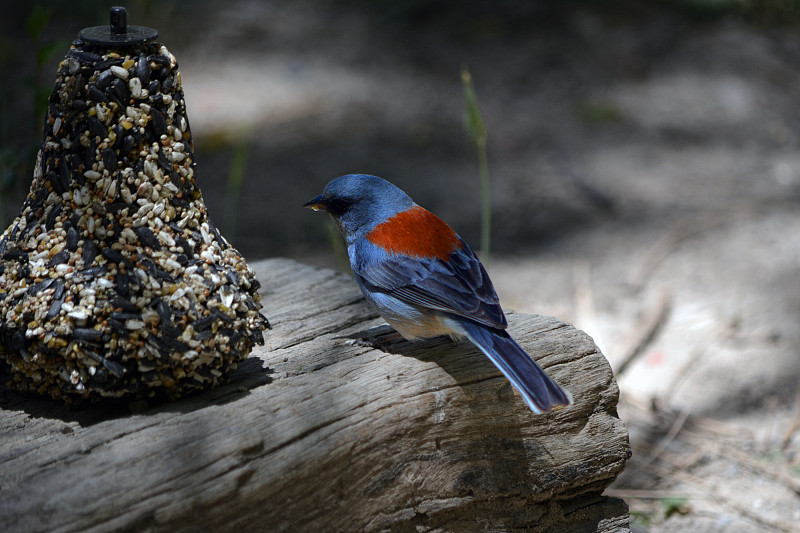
left=0, top=258, right=630, bottom=532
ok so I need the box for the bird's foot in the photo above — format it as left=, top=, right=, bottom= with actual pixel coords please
left=346, top=325, right=405, bottom=350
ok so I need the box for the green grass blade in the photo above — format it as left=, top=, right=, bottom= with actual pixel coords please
left=461, top=67, right=491, bottom=265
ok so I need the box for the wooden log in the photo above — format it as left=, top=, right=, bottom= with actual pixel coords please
left=0, top=258, right=630, bottom=532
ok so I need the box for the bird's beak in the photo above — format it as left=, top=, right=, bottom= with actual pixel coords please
left=303, top=194, right=326, bottom=212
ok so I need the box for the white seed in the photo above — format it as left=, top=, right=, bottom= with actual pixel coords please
left=158, top=231, right=175, bottom=247
left=165, top=258, right=182, bottom=270
left=120, top=185, right=133, bottom=204
left=136, top=202, right=154, bottom=217
left=110, top=65, right=129, bottom=79
left=31, top=250, right=48, bottom=262
left=68, top=309, right=88, bottom=321
left=95, top=278, right=114, bottom=289
left=121, top=227, right=137, bottom=243
left=151, top=168, right=164, bottom=185
left=106, top=178, right=118, bottom=199
left=129, top=77, right=142, bottom=98
left=219, top=285, right=234, bottom=308
left=200, top=223, right=211, bottom=244
left=143, top=159, right=157, bottom=178
left=135, top=268, right=149, bottom=284
left=169, top=288, right=186, bottom=301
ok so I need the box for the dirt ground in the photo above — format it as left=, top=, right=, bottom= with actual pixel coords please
left=4, top=1, right=800, bottom=531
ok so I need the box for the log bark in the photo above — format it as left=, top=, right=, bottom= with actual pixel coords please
left=0, top=258, right=630, bottom=532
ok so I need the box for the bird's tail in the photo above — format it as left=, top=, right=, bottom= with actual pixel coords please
left=457, top=320, right=573, bottom=414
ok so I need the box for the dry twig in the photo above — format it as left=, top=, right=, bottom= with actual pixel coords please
left=780, top=387, right=800, bottom=451
left=641, top=408, right=690, bottom=467
left=628, top=210, right=749, bottom=292
left=616, top=290, right=672, bottom=377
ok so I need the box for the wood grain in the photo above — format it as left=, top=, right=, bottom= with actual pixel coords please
left=0, top=258, right=630, bottom=532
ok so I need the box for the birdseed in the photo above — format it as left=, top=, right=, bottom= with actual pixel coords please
left=0, top=38, right=269, bottom=402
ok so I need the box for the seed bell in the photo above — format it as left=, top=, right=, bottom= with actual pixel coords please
left=0, top=7, right=269, bottom=402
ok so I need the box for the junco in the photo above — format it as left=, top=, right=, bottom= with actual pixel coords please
left=305, top=174, right=572, bottom=413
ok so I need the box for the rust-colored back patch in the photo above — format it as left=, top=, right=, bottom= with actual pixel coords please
left=366, top=206, right=461, bottom=260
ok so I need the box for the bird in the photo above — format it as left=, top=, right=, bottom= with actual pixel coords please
left=304, top=174, right=572, bottom=414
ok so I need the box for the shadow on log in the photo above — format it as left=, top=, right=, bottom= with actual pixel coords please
left=0, top=258, right=630, bottom=532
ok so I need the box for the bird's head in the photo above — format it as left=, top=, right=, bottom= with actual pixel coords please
left=304, top=174, right=414, bottom=241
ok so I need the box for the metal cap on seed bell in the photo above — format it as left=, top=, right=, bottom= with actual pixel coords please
left=79, top=6, right=158, bottom=47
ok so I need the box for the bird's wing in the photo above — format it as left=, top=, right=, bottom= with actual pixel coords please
left=354, top=239, right=508, bottom=330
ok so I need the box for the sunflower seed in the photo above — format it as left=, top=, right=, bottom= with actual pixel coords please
left=149, top=107, right=167, bottom=137
left=87, top=116, right=106, bottom=139
left=82, top=240, right=98, bottom=266
left=73, top=327, right=103, bottom=342
left=95, top=69, right=115, bottom=90
left=135, top=226, right=161, bottom=250
left=47, top=250, right=70, bottom=267
left=103, top=358, right=126, bottom=377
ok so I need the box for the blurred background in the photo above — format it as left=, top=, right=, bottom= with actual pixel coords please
left=2, top=1, right=800, bottom=531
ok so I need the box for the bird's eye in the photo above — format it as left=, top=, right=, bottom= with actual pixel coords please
left=324, top=197, right=351, bottom=215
